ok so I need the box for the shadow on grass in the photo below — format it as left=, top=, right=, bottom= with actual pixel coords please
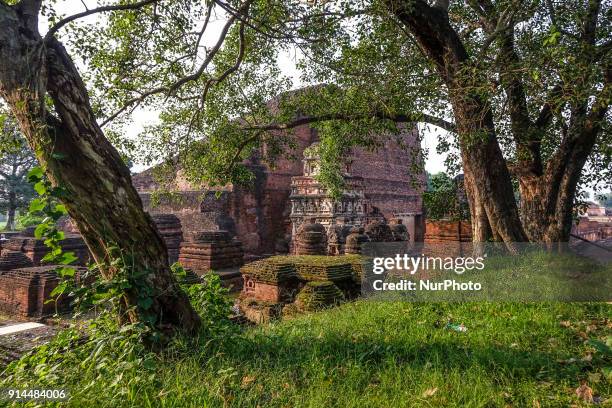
left=203, top=320, right=590, bottom=385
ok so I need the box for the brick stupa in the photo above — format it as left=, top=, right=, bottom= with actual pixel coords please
left=178, top=230, right=244, bottom=273
left=3, top=228, right=91, bottom=266
left=151, top=213, right=184, bottom=264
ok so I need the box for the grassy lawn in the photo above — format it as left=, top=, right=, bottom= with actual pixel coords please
left=55, top=301, right=609, bottom=407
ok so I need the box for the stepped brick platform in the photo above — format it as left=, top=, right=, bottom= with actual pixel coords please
left=0, top=251, right=34, bottom=272
left=3, top=234, right=91, bottom=266
left=178, top=231, right=244, bottom=273
left=151, top=214, right=184, bottom=264
left=0, top=266, right=85, bottom=318
left=239, top=255, right=365, bottom=322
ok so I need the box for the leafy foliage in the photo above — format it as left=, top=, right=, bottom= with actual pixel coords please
left=423, top=172, right=470, bottom=221
left=172, top=263, right=235, bottom=338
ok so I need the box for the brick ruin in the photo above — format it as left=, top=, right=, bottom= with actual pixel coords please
left=133, top=120, right=425, bottom=258
left=239, top=255, right=366, bottom=323
left=0, top=89, right=428, bottom=319
left=150, top=214, right=183, bottom=264
left=0, top=228, right=91, bottom=318
left=178, top=230, right=244, bottom=289
left=289, top=145, right=369, bottom=240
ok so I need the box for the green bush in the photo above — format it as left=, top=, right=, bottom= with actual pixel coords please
left=423, top=172, right=470, bottom=221
left=15, top=212, right=44, bottom=229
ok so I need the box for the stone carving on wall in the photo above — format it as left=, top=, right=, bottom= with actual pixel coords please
left=289, top=143, right=369, bottom=254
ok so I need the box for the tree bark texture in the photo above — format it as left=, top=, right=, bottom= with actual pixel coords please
left=386, top=0, right=528, bottom=244
left=0, top=1, right=200, bottom=334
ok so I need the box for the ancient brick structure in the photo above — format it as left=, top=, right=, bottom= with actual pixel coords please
left=132, top=91, right=425, bottom=256
left=239, top=255, right=365, bottom=323
left=0, top=266, right=85, bottom=317
left=3, top=230, right=91, bottom=266
left=327, top=224, right=352, bottom=255
left=293, top=220, right=328, bottom=255
left=572, top=217, right=612, bottom=242
left=178, top=231, right=244, bottom=273
left=289, top=145, right=368, bottom=237
left=364, top=220, right=395, bottom=242
left=390, top=219, right=410, bottom=241
left=0, top=251, right=34, bottom=272
left=423, top=220, right=473, bottom=258
left=151, top=214, right=184, bottom=264
left=424, top=220, right=472, bottom=243
left=345, top=227, right=370, bottom=255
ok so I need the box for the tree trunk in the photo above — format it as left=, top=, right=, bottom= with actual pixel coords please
left=387, top=0, right=528, bottom=247
left=0, top=1, right=200, bottom=335
left=462, top=159, right=493, bottom=242
left=4, top=191, right=16, bottom=231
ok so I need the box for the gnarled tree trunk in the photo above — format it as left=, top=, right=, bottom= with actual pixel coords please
left=0, top=1, right=200, bottom=335
left=387, top=0, right=528, bottom=245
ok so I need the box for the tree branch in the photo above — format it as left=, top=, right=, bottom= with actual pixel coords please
left=44, top=0, right=159, bottom=41
left=242, top=111, right=456, bottom=133
left=200, top=19, right=247, bottom=107
left=535, top=84, right=564, bottom=129
left=100, top=1, right=252, bottom=127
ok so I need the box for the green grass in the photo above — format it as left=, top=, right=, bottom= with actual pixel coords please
left=57, top=301, right=609, bottom=407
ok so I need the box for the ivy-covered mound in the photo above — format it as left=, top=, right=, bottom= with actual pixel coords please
left=239, top=255, right=370, bottom=320
left=242, top=255, right=367, bottom=284
left=295, top=281, right=345, bottom=311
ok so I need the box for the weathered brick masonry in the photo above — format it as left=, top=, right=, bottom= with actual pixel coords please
left=133, top=123, right=425, bottom=255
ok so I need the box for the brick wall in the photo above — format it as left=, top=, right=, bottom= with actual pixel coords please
left=133, top=123, right=424, bottom=255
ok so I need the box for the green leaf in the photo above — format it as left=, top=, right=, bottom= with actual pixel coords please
left=49, top=281, right=68, bottom=298
left=54, top=204, right=68, bottom=214
left=57, top=266, right=76, bottom=277
left=34, top=181, right=48, bottom=195
left=29, top=198, right=46, bottom=213
left=34, top=223, right=49, bottom=239
left=59, top=252, right=78, bottom=265
left=27, top=166, right=44, bottom=182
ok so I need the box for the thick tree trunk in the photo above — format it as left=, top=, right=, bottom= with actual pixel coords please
left=0, top=1, right=200, bottom=335
left=4, top=191, right=16, bottom=231
left=387, top=0, right=528, bottom=246
left=451, top=101, right=528, bottom=245
left=461, top=158, right=493, bottom=242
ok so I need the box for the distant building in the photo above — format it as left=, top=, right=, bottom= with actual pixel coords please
left=585, top=201, right=607, bottom=217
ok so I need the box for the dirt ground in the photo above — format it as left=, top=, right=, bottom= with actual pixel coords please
left=0, top=315, right=61, bottom=366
